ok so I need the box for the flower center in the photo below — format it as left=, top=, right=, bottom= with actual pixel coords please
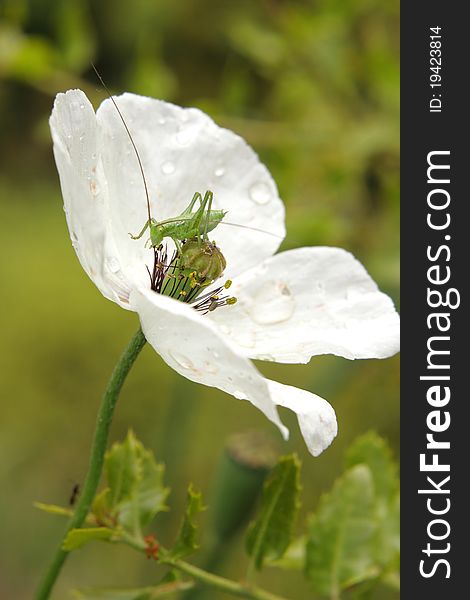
left=147, top=239, right=237, bottom=314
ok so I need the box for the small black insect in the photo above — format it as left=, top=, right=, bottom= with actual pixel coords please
left=69, top=483, right=80, bottom=506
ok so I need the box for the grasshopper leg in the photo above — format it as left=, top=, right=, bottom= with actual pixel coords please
left=129, top=220, right=151, bottom=240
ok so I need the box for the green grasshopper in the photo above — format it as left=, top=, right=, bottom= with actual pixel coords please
left=130, top=190, right=226, bottom=255
left=91, top=65, right=280, bottom=263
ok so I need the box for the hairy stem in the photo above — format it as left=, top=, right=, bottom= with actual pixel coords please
left=35, top=328, right=147, bottom=600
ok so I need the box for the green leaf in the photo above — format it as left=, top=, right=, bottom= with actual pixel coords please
left=91, top=488, right=112, bottom=526
left=346, top=433, right=400, bottom=568
left=102, top=431, right=170, bottom=540
left=34, top=502, right=95, bottom=525
left=345, top=432, right=398, bottom=501
left=306, top=465, right=378, bottom=597
left=63, top=527, right=116, bottom=551
left=246, top=454, right=301, bottom=570
left=168, top=484, right=205, bottom=559
left=72, top=581, right=193, bottom=599
left=267, top=536, right=306, bottom=570
left=34, top=502, right=74, bottom=518
left=105, top=431, right=142, bottom=510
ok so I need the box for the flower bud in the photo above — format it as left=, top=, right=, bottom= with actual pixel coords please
left=180, top=238, right=226, bottom=282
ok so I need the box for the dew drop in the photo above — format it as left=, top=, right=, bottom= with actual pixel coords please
left=80, top=103, right=85, bottom=110
left=161, top=161, right=175, bottom=175
left=175, top=129, right=193, bottom=145
left=212, top=350, right=221, bottom=359
left=248, top=281, right=295, bottom=325
left=105, top=256, right=121, bottom=273
left=169, top=351, right=194, bottom=370
left=231, top=330, right=256, bottom=349
left=204, top=361, right=218, bottom=374
left=215, top=167, right=225, bottom=177
left=234, top=390, right=247, bottom=400
left=249, top=182, right=271, bottom=205
left=159, top=117, right=166, bottom=125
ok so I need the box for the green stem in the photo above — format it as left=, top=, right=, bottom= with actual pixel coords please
left=35, top=328, right=147, bottom=600
left=162, top=557, right=289, bottom=600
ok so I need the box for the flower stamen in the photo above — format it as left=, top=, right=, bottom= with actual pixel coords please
left=148, top=242, right=236, bottom=313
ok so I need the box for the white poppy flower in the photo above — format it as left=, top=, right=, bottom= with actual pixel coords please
left=49, top=89, right=399, bottom=457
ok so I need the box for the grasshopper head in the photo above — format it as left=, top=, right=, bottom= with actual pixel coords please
left=150, top=224, right=164, bottom=247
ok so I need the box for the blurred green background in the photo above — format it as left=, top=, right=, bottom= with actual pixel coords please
left=0, top=0, right=399, bottom=598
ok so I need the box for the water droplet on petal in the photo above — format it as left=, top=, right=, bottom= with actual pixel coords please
left=80, top=103, right=85, bottom=110
left=169, top=351, right=194, bottom=370
left=176, top=129, right=193, bottom=145
left=161, top=161, right=175, bottom=175
left=204, top=361, right=218, bottom=374
left=159, top=117, right=166, bottom=125
left=212, top=349, right=221, bottom=359
left=249, top=182, right=271, bottom=205
left=231, top=330, right=256, bottom=349
left=106, top=256, right=121, bottom=273
left=248, top=281, right=295, bottom=325
left=215, top=167, right=225, bottom=177
left=233, top=390, right=247, bottom=400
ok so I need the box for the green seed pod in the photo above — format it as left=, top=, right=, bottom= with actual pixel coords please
left=179, top=238, right=226, bottom=282
left=208, top=431, right=277, bottom=543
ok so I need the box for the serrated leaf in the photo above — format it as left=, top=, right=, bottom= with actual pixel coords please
left=168, top=484, right=205, bottom=559
left=246, top=454, right=301, bottom=570
left=306, top=464, right=378, bottom=596
left=72, top=581, right=193, bottom=599
left=104, top=431, right=170, bottom=540
left=346, top=433, right=400, bottom=568
left=63, top=527, right=116, bottom=551
left=105, top=431, right=142, bottom=510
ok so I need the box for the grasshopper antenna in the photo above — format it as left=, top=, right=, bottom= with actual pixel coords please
left=91, top=63, right=152, bottom=223
left=221, top=221, right=284, bottom=239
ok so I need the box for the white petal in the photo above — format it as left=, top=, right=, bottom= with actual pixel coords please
left=49, top=90, right=134, bottom=308
left=208, top=247, right=400, bottom=363
left=130, top=286, right=284, bottom=431
left=95, top=93, right=285, bottom=279
left=130, top=287, right=336, bottom=455
left=268, top=380, right=337, bottom=457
